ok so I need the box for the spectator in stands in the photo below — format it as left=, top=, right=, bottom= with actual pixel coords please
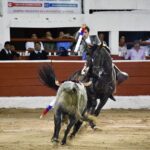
left=140, top=36, right=150, bottom=56
left=29, top=42, right=48, bottom=60
left=98, top=33, right=108, bottom=46
left=56, top=31, right=73, bottom=56
left=125, top=40, right=146, bottom=60
left=25, top=33, right=44, bottom=55
left=0, top=41, right=20, bottom=60
left=119, top=36, right=128, bottom=57
left=10, top=44, right=16, bottom=51
left=43, top=31, right=55, bottom=52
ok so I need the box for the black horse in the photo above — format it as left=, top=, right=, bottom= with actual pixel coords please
left=69, top=46, right=116, bottom=116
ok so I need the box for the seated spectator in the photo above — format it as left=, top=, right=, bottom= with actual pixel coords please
left=119, top=36, right=128, bottom=57
left=25, top=33, right=44, bottom=55
left=140, top=36, right=150, bottom=56
left=0, top=41, right=20, bottom=60
left=98, top=33, right=108, bottom=46
left=29, top=42, right=48, bottom=60
left=125, top=40, right=146, bottom=60
left=43, top=31, right=55, bottom=51
left=56, top=31, right=73, bottom=56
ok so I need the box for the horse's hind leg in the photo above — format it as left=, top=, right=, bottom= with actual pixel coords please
left=51, top=110, right=62, bottom=143
left=61, top=115, right=76, bottom=145
left=94, top=96, right=108, bottom=116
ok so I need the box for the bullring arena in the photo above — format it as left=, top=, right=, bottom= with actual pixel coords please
left=0, top=0, right=150, bottom=149
left=0, top=60, right=150, bottom=150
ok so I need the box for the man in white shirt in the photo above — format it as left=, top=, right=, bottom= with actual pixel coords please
left=29, top=42, right=48, bottom=60
left=25, top=33, right=44, bottom=55
left=125, top=41, right=146, bottom=60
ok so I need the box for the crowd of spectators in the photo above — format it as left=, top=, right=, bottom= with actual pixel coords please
left=0, top=30, right=150, bottom=60
left=0, top=30, right=75, bottom=60
left=119, top=35, right=150, bottom=60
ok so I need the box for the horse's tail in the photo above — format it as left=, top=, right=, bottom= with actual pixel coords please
left=38, top=64, right=59, bottom=90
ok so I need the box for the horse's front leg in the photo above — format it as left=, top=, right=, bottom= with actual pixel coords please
left=61, top=115, right=76, bottom=145
left=94, top=96, right=108, bottom=116
left=87, top=90, right=97, bottom=115
left=51, top=110, right=62, bottom=143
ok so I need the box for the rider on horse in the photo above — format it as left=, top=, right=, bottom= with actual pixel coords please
left=75, top=24, right=128, bottom=85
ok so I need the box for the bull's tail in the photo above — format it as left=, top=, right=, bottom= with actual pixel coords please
left=76, top=110, right=97, bottom=127
left=82, top=113, right=97, bottom=129
left=83, top=113, right=96, bottom=123
left=38, top=64, right=59, bottom=90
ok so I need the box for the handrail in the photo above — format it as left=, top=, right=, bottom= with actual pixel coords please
left=11, top=38, right=76, bottom=42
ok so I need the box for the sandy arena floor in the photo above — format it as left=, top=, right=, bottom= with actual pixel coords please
left=0, top=109, right=150, bottom=150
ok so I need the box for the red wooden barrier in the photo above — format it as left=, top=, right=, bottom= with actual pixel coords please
left=0, top=60, right=150, bottom=96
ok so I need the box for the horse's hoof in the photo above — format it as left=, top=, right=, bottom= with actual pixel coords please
left=51, top=137, right=59, bottom=143
left=94, top=111, right=99, bottom=117
left=93, top=126, right=102, bottom=131
left=69, top=134, right=75, bottom=139
left=61, top=140, right=66, bottom=145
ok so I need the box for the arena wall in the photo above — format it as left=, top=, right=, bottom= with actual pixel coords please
left=0, top=60, right=150, bottom=97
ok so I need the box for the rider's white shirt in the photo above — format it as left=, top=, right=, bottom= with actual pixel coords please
left=85, top=36, right=91, bottom=45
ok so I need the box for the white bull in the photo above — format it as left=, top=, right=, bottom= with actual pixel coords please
left=38, top=64, right=93, bottom=145
left=52, top=80, right=90, bottom=145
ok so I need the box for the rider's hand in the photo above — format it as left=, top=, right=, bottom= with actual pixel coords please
left=81, top=24, right=87, bottom=29
left=87, top=44, right=93, bottom=48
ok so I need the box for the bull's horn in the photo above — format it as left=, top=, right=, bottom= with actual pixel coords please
left=55, top=80, right=60, bottom=86
left=82, top=81, right=92, bottom=87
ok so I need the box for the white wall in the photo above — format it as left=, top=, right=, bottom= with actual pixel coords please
left=0, top=96, right=150, bottom=109
left=84, top=0, right=150, bottom=12
left=1, top=0, right=150, bottom=54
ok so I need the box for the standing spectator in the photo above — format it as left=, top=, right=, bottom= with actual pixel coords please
left=141, top=36, right=150, bottom=56
left=98, top=33, right=108, bottom=46
left=0, top=41, right=20, bottom=60
left=25, top=33, right=44, bottom=55
left=43, top=31, right=55, bottom=51
left=119, top=36, right=128, bottom=57
left=29, top=42, right=48, bottom=60
left=125, top=40, right=146, bottom=60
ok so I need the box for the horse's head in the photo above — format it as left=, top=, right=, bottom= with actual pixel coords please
left=92, top=66, right=104, bottom=78
left=92, top=46, right=112, bottom=79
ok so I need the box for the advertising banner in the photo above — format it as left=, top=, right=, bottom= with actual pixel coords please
left=7, top=0, right=81, bottom=14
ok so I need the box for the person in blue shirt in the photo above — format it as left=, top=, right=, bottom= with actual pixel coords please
left=56, top=32, right=73, bottom=56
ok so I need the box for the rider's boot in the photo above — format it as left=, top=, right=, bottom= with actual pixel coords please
left=114, top=65, right=128, bottom=85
